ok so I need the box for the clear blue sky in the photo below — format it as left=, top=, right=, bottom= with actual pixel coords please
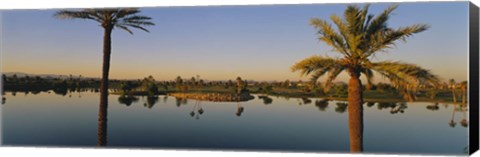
left=1, top=2, right=469, bottom=82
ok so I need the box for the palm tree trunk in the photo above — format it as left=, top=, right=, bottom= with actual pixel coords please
left=348, top=73, right=364, bottom=152
left=451, top=102, right=457, bottom=122
left=451, top=89, right=457, bottom=103
left=98, top=26, right=112, bottom=146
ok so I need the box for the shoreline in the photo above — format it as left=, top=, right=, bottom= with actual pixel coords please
left=3, top=89, right=464, bottom=104
left=109, top=91, right=463, bottom=104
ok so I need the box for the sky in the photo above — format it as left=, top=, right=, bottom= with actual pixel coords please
left=0, top=2, right=470, bottom=82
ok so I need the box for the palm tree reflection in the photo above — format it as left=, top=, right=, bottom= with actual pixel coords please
left=176, top=97, right=188, bottom=107
left=163, top=95, right=168, bottom=103
left=460, top=103, right=468, bottom=128
left=1, top=90, right=5, bottom=105
left=236, top=102, right=245, bottom=116
left=189, top=100, right=205, bottom=120
left=448, top=103, right=457, bottom=127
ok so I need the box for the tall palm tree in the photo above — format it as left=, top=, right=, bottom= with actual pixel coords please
left=55, top=9, right=154, bottom=146
left=291, top=4, right=439, bottom=152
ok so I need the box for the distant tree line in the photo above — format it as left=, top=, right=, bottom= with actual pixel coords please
left=1, top=74, right=467, bottom=103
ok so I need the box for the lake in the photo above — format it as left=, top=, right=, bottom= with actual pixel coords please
left=1, top=91, right=469, bottom=155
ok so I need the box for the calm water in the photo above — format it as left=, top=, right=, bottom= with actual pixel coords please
left=1, top=91, right=469, bottom=155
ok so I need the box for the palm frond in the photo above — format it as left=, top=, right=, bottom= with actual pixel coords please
left=369, top=61, right=439, bottom=101
left=309, top=67, right=332, bottom=85
left=291, top=55, right=340, bottom=75
left=291, top=56, right=347, bottom=90
left=123, top=15, right=153, bottom=21
left=123, top=24, right=150, bottom=33
left=310, top=18, right=349, bottom=56
left=56, top=8, right=154, bottom=35
left=121, top=15, right=155, bottom=26
left=323, top=66, right=345, bottom=92
left=366, top=24, right=429, bottom=57
left=113, top=9, right=140, bottom=19
left=330, top=14, right=351, bottom=51
left=55, top=10, right=102, bottom=23
left=366, top=4, right=398, bottom=37
left=360, top=4, right=370, bottom=32
left=115, top=24, right=133, bottom=34
left=344, top=5, right=369, bottom=36
left=361, top=68, right=374, bottom=90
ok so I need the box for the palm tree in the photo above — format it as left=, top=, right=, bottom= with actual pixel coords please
left=55, top=9, right=154, bottom=146
left=291, top=4, right=439, bottom=152
left=460, top=81, right=467, bottom=104
left=449, top=79, right=457, bottom=103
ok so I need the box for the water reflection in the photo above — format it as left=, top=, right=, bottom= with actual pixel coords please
left=258, top=95, right=273, bottom=105
left=314, top=99, right=329, bottom=111
left=236, top=103, right=244, bottom=116
left=390, top=103, right=407, bottom=114
left=117, top=95, right=161, bottom=108
left=144, top=96, right=159, bottom=109
left=271, top=96, right=414, bottom=115
left=2, top=91, right=470, bottom=154
left=449, top=103, right=458, bottom=127
left=460, top=119, right=468, bottom=127
left=189, top=100, right=205, bottom=120
left=426, top=103, right=440, bottom=111
left=374, top=102, right=408, bottom=114
left=335, top=102, right=348, bottom=113
left=53, top=88, right=68, bottom=96
left=377, top=102, right=396, bottom=110
left=1, top=90, right=5, bottom=105
left=175, top=97, right=188, bottom=107
left=447, top=102, right=469, bottom=128
left=118, top=95, right=139, bottom=106
left=460, top=103, right=468, bottom=128
left=163, top=96, right=168, bottom=103
left=366, top=102, right=375, bottom=108
left=297, top=97, right=312, bottom=105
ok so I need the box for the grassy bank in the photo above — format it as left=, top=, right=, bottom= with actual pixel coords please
left=168, top=92, right=254, bottom=102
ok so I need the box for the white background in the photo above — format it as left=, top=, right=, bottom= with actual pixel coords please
left=0, top=0, right=478, bottom=157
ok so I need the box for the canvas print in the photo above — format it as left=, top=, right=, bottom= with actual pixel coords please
left=0, top=1, right=476, bottom=156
